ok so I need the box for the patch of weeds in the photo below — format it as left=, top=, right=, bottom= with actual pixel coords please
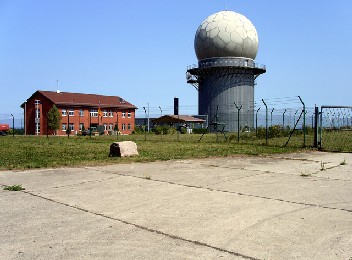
left=320, top=161, right=326, bottom=171
left=3, top=184, right=25, bottom=191
left=340, top=158, right=347, bottom=165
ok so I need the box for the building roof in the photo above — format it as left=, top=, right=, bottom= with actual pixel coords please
left=22, top=90, right=137, bottom=109
left=152, top=115, right=205, bottom=124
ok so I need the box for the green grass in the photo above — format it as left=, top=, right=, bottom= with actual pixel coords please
left=0, top=134, right=309, bottom=170
left=320, top=130, right=352, bottom=152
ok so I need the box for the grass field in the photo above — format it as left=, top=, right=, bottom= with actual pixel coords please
left=0, top=134, right=310, bottom=170
left=319, top=130, right=352, bottom=152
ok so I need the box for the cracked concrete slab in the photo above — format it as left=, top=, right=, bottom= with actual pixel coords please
left=1, top=151, right=351, bottom=259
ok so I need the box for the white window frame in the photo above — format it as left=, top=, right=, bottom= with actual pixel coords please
left=109, top=124, right=113, bottom=130
left=122, top=110, right=126, bottom=118
left=79, top=109, right=84, bottom=117
left=69, top=109, right=74, bottom=116
left=36, top=122, right=40, bottom=135
left=103, top=110, right=108, bottom=117
left=103, top=124, right=108, bottom=131
left=62, top=123, right=67, bottom=131
left=36, top=108, right=41, bottom=119
left=69, top=123, right=74, bottom=131
left=108, top=110, right=114, bottom=117
left=122, top=123, right=126, bottom=130
left=90, top=109, right=98, bottom=117
left=62, top=109, right=67, bottom=116
left=127, top=123, right=131, bottom=130
left=79, top=123, right=84, bottom=131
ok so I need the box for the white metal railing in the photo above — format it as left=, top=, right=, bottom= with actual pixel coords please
left=187, top=57, right=266, bottom=71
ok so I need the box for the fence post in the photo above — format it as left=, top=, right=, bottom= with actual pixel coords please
left=319, top=107, right=323, bottom=149
left=271, top=108, right=274, bottom=126
left=234, top=102, right=242, bottom=143
left=262, top=99, right=268, bottom=145
left=67, top=108, right=70, bottom=139
left=298, top=96, right=306, bottom=147
left=216, top=106, right=219, bottom=143
left=143, top=106, right=147, bottom=141
left=256, top=107, right=261, bottom=136
left=313, top=106, right=319, bottom=148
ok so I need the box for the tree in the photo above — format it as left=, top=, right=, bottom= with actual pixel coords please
left=47, top=105, right=61, bottom=135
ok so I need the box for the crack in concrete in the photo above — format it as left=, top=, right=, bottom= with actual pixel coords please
left=14, top=188, right=261, bottom=260
left=194, top=162, right=350, bottom=182
left=51, top=176, right=118, bottom=189
left=111, top=173, right=352, bottom=213
left=209, top=172, right=265, bottom=186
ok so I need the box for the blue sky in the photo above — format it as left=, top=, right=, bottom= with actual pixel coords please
left=1, top=0, right=352, bottom=125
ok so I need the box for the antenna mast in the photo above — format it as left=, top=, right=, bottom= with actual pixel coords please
left=56, top=80, right=60, bottom=93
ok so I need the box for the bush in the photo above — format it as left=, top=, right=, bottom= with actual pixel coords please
left=179, top=127, right=187, bottom=134
left=152, top=125, right=170, bottom=135
left=269, top=125, right=285, bottom=138
left=133, top=126, right=145, bottom=134
left=192, top=128, right=208, bottom=134
left=7, top=128, right=24, bottom=135
left=255, top=125, right=291, bottom=139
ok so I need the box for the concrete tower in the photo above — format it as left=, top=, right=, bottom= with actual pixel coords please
left=186, top=11, right=266, bottom=132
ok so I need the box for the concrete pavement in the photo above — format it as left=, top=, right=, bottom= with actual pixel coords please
left=1, top=151, right=351, bottom=259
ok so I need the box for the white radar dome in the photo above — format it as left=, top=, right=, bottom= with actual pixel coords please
left=194, top=11, right=259, bottom=60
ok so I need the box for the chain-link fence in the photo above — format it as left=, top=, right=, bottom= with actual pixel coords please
left=319, top=106, right=352, bottom=152
left=11, top=99, right=352, bottom=151
left=0, top=113, right=24, bottom=135
left=134, top=97, right=315, bottom=148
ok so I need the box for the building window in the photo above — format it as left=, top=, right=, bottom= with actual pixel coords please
left=103, top=110, right=108, bottom=117
left=79, top=123, right=84, bottom=131
left=90, top=109, right=98, bottom=117
left=108, top=110, right=114, bottom=117
left=109, top=124, right=113, bottom=130
left=62, top=123, right=67, bottom=131
left=127, top=123, right=131, bottom=130
left=103, top=124, right=108, bottom=131
left=36, top=123, right=40, bottom=135
left=36, top=108, right=41, bottom=119
left=122, top=110, right=126, bottom=118
left=122, top=123, right=126, bottom=130
left=127, top=111, right=131, bottom=118
left=69, top=109, right=74, bottom=116
left=69, top=123, right=74, bottom=132
left=79, top=109, right=84, bottom=116
left=62, top=109, right=67, bottom=116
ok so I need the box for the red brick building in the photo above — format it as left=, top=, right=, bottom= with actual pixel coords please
left=21, top=90, right=137, bottom=135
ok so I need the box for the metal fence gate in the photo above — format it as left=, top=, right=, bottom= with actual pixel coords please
left=319, top=106, right=352, bottom=152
